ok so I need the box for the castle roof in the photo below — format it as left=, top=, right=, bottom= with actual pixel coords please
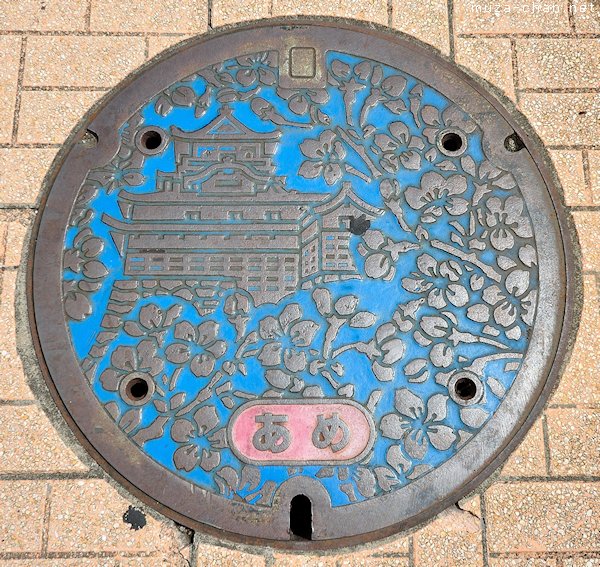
left=314, top=183, right=385, bottom=217
left=171, top=106, right=280, bottom=141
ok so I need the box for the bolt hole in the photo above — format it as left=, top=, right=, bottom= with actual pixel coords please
left=127, top=377, right=149, bottom=400
left=290, top=494, right=312, bottom=540
left=504, top=132, right=525, bottom=152
left=440, top=131, right=464, bottom=153
left=140, top=129, right=163, bottom=150
left=454, top=377, right=477, bottom=401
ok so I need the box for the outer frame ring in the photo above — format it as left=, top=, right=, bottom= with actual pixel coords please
left=26, top=17, right=578, bottom=550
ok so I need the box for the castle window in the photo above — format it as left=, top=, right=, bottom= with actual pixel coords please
left=266, top=211, right=281, bottom=220
left=228, top=211, right=243, bottom=220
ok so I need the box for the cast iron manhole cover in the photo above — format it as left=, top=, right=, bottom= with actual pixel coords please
left=30, top=20, right=574, bottom=547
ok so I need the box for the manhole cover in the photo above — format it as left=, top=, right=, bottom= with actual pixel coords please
left=30, top=20, right=574, bottom=547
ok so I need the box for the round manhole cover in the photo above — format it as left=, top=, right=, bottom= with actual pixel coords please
left=30, top=20, right=574, bottom=547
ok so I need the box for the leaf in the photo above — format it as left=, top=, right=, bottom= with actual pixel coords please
left=64, top=291, right=92, bottom=321
left=312, top=288, right=332, bottom=316
left=174, top=321, right=196, bottom=342
left=173, top=444, right=199, bottom=472
left=170, top=392, right=186, bottom=410
left=119, top=408, right=141, bottom=434
left=171, top=419, right=195, bottom=442
left=154, top=95, right=173, bottom=117
left=123, top=321, right=144, bottom=337
left=82, top=260, right=108, bottom=279
left=194, top=405, right=219, bottom=434
left=215, top=466, right=239, bottom=494
left=374, top=466, right=401, bottom=491
left=349, top=311, right=376, bottom=328
left=81, top=237, right=104, bottom=258
left=131, top=416, right=168, bottom=446
left=355, top=467, right=377, bottom=497
left=334, top=295, right=359, bottom=316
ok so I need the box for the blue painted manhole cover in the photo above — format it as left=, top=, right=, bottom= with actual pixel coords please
left=29, top=20, right=574, bottom=547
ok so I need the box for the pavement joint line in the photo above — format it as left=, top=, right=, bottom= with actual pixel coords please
left=518, top=87, right=600, bottom=93
left=10, top=36, right=27, bottom=146
left=408, top=535, right=415, bottom=567
left=0, top=142, right=62, bottom=148
left=490, top=551, right=600, bottom=558
left=144, top=36, right=150, bottom=60
left=0, top=205, right=40, bottom=210
left=0, top=471, right=102, bottom=481
left=387, top=0, right=393, bottom=28
left=480, top=491, right=489, bottom=567
left=541, top=412, right=553, bottom=476
left=85, top=0, right=93, bottom=32
left=0, top=551, right=159, bottom=560
left=0, top=218, right=7, bottom=266
left=40, top=482, right=52, bottom=556
left=548, top=145, right=600, bottom=150
left=447, top=0, right=456, bottom=61
left=582, top=148, right=592, bottom=200
left=207, top=0, right=213, bottom=30
left=456, top=32, right=600, bottom=39
left=21, top=86, right=111, bottom=92
left=0, top=30, right=194, bottom=37
left=548, top=403, right=600, bottom=409
left=494, top=475, right=600, bottom=482
left=510, top=38, right=520, bottom=105
left=0, top=399, right=37, bottom=406
left=567, top=0, right=577, bottom=32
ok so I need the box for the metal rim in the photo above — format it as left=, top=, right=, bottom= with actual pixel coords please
left=26, top=17, right=577, bottom=550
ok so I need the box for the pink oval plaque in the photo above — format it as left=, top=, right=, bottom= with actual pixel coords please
left=228, top=399, right=375, bottom=465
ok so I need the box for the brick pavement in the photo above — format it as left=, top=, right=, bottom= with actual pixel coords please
left=0, top=1, right=598, bottom=565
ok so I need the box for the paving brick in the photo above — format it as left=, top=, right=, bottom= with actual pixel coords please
left=0, top=405, right=87, bottom=472
left=551, top=274, right=600, bottom=407
left=546, top=408, right=600, bottom=476
left=485, top=482, right=600, bottom=552
left=453, top=0, right=571, bottom=34
left=391, top=0, right=450, bottom=55
left=212, top=0, right=271, bottom=26
left=0, top=36, right=22, bottom=144
left=0, top=214, right=31, bottom=268
left=572, top=0, right=600, bottom=33
left=333, top=533, right=410, bottom=565
left=147, top=35, right=192, bottom=60
left=16, top=90, right=102, bottom=145
left=500, top=417, right=547, bottom=477
left=518, top=93, right=600, bottom=147
left=455, top=37, right=515, bottom=100
left=517, top=39, right=600, bottom=90
left=90, top=0, right=208, bottom=33
left=549, top=149, right=589, bottom=206
left=564, top=559, right=600, bottom=567
left=47, top=479, right=187, bottom=554
left=272, top=0, right=388, bottom=25
left=271, top=554, right=338, bottom=566
left=589, top=150, right=600, bottom=205
left=414, top=497, right=483, bottom=566
left=23, top=36, right=146, bottom=88
left=0, top=269, right=34, bottom=401
left=0, top=480, right=47, bottom=553
left=339, top=556, right=409, bottom=566
left=194, top=543, right=266, bottom=566
left=573, top=212, right=600, bottom=272
left=488, top=559, right=559, bottom=566
left=0, top=147, right=57, bottom=206
left=0, top=559, right=189, bottom=567
left=0, top=0, right=88, bottom=31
